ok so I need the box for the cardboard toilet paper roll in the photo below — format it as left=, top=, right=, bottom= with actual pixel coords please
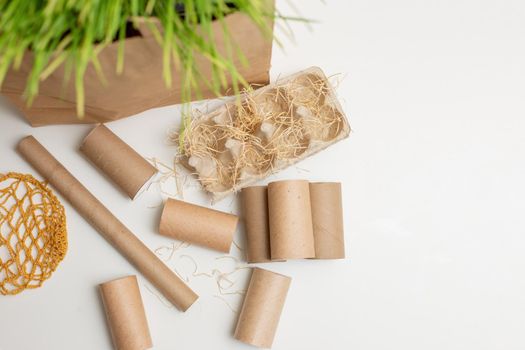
left=100, top=276, right=152, bottom=350
left=17, top=136, right=198, bottom=311
left=309, top=182, right=345, bottom=259
left=268, top=180, right=315, bottom=260
left=234, top=268, right=291, bottom=348
left=241, top=186, right=271, bottom=263
left=159, top=198, right=238, bottom=253
left=80, top=124, right=157, bottom=199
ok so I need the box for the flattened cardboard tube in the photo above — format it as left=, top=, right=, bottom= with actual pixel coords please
left=309, top=182, right=345, bottom=259
left=17, top=136, right=198, bottom=311
left=268, top=180, right=315, bottom=260
left=241, top=186, right=271, bottom=263
left=100, top=276, right=152, bottom=350
left=234, top=268, right=291, bottom=348
left=159, top=198, right=238, bottom=253
left=80, top=124, right=157, bottom=199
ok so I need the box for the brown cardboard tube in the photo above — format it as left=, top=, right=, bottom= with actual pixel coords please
left=159, top=198, right=238, bottom=253
left=17, top=136, right=198, bottom=311
left=80, top=124, right=157, bottom=199
left=100, top=275, right=152, bottom=350
left=241, top=186, right=271, bottom=263
left=268, top=180, right=315, bottom=260
left=309, top=182, right=345, bottom=259
left=234, top=268, right=291, bottom=348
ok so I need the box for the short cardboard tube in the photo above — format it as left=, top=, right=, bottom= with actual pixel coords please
left=234, top=268, right=291, bottom=348
left=268, top=180, right=315, bottom=260
left=100, top=275, right=152, bottom=350
left=241, top=186, right=271, bottom=263
left=159, top=198, right=238, bottom=253
left=310, top=182, right=345, bottom=259
left=80, top=124, right=157, bottom=199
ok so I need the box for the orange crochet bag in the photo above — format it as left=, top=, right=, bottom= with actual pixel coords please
left=0, top=172, right=67, bottom=295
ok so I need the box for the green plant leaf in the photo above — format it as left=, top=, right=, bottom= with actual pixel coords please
left=0, top=0, right=307, bottom=119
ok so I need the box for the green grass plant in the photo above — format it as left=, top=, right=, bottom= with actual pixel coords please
left=0, top=0, right=294, bottom=117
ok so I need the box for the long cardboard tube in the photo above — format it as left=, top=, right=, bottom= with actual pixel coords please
left=80, top=124, right=157, bottom=199
left=234, top=268, right=291, bottom=348
left=309, top=182, right=345, bottom=259
left=100, top=275, right=152, bottom=350
left=159, top=198, right=238, bottom=253
left=241, top=186, right=271, bottom=263
left=17, top=136, right=198, bottom=311
left=268, top=180, right=315, bottom=260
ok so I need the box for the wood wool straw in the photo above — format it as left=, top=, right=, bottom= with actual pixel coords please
left=177, top=67, right=349, bottom=199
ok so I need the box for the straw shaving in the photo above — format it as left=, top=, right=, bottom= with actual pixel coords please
left=176, top=68, right=349, bottom=196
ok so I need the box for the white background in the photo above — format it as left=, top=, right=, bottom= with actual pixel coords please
left=1, top=0, right=525, bottom=349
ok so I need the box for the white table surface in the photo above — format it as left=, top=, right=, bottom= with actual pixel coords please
left=1, top=1, right=525, bottom=349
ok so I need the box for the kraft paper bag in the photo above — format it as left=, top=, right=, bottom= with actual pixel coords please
left=1, top=1, right=274, bottom=126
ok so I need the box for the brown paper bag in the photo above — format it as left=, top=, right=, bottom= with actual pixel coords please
left=1, top=2, right=274, bottom=126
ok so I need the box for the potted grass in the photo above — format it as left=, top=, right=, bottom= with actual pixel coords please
left=0, top=0, right=285, bottom=126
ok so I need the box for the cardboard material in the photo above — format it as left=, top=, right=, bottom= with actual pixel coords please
left=159, top=198, right=238, bottom=253
left=180, top=67, right=351, bottom=201
left=310, top=182, right=345, bottom=259
left=17, top=136, right=198, bottom=311
left=268, top=180, right=315, bottom=260
left=242, top=180, right=345, bottom=261
left=234, top=268, right=291, bottom=348
left=1, top=1, right=274, bottom=126
left=241, top=186, right=271, bottom=263
left=100, top=275, right=152, bottom=350
left=80, top=124, right=157, bottom=199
